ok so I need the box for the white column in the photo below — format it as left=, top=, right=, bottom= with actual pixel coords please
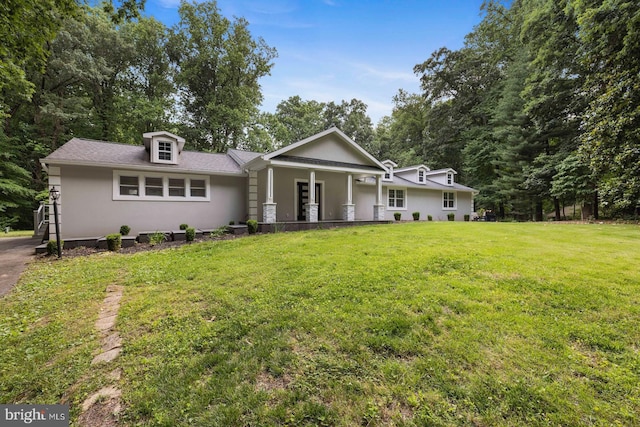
left=347, top=174, right=353, bottom=205
left=266, top=167, right=274, bottom=203
left=373, top=175, right=385, bottom=221
left=343, top=174, right=355, bottom=221
left=376, top=175, right=382, bottom=205
left=309, top=170, right=316, bottom=204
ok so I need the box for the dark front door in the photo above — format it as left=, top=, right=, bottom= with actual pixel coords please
left=297, top=182, right=322, bottom=221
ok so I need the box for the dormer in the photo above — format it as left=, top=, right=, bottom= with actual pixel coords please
left=382, top=160, right=397, bottom=181
left=416, top=166, right=429, bottom=184
left=425, top=168, right=457, bottom=186
left=395, top=164, right=431, bottom=184
left=143, top=131, right=186, bottom=165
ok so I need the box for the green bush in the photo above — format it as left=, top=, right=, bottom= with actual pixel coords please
left=106, top=233, right=122, bottom=251
left=447, top=213, right=455, bottom=221
left=464, top=214, right=470, bottom=222
left=412, top=212, right=420, bottom=221
left=394, top=212, right=401, bottom=221
left=119, top=225, right=130, bottom=236
left=247, top=219, right=258, bottom=234
left=149, top=231, right=166, bottom=246
left=185, top=227, right=196, bottom=242
left=179, top=223, right=189, bottom=230
left=46, top=240, right=64, bottom=256
left=229, top=221, right=235, bottom=225
left=428, top=215, right=433, bottom=221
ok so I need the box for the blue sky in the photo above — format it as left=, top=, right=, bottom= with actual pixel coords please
left=142, top=0, right=486, bottom=123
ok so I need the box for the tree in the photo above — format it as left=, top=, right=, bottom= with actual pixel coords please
left=170, top=0, right=277, bottom=152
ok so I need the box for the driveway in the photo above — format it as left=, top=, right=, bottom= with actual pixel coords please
left=0, top=236, right=41, bottom=297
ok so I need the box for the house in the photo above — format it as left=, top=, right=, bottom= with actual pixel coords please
left=41, top=127, right=477, bottom=239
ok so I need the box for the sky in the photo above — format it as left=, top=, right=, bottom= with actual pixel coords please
left=141, top=0, right=487, bottom=124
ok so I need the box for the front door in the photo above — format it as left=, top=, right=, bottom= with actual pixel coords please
left=297, top=182, right=322, bottom=221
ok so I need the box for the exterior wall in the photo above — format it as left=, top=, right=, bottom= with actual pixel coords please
left=383, top=187, right=474, bottom=221
left=353, top=182, right=376, bottom=220
left=286, top=135, right=371, bottom=165
left=58, top=165, right=246, bottom=238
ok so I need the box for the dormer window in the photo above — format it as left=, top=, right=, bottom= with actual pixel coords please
left=382, top=160, right=397, bottom=182
left=384, top=170, right=391, bottom=180
left=158, top=141, right=173, bottom=161
left=447, top=172, right=453, bottom=185
left=418, top=169, right=425, bottom=183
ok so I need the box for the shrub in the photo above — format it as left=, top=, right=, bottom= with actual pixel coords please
left=428, top=215, right=433, bottom=221
left=412, top=212, right=420, bottom=221
left=149, top=231, right=166, bottom=246
left=447, top=213, right=455, bottom=221
left=229, top=220, right=235, bottom=225
left=106, top=233, right=122, bottom=251
left=185, top=227, right=195, bottom=242
left=46, top=240, right=64, bottom=256
left=464, top=214, right=470, bottom=222
left=179, top=223, right=189, bottom=230
left=119, top=225, right=130, bottom=236
left=394, top=212, right=401, bottom=221
left=247, top=219, right=258, bottom=234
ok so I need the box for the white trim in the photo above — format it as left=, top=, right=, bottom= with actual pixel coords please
left=43, top=159, right=245, bottom=176
left=294, top=178, right=325, bottom=220
left=152, top=139, right=176, bottom=164
left=387, top=187, right=407, bottom=211
left=268, top=159, right=385, bottom=175
left=113, top=170, right=210, bottom=201
left=442, top=191, right=457, bottom=210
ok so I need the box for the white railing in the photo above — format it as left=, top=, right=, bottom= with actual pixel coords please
left=33, top=202, right=48, bottom=236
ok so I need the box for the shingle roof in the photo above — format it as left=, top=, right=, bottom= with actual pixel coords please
left=43, top=138, right=245, bottom=175
left=391, top=175, right=475, bottom=192
left=227, top=148, right=263, bottom=165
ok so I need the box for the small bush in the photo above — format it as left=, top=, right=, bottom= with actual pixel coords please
left=229, top=220, right=235, bottom=225
left=412, top=212, right=420, bottom=221
left=185, top=227, right=195, bottom=242
left=119, top=225, right=130, bottom=236
left=46, top=240, right=64, bottom=256
left=428, top=215, right=433, bottom=221
left=447, top=213, right=455, bottom=221
left=179, top=223, right=189, bottom=230
left=394, top=212, right=401, bottom=221
left=247, top=219, right=258, bottom=234
left=106, top=233, right=122, bottom=251
left=464, top=214, right=470, bottom=222
left=149, top=231, right=166, bottom=246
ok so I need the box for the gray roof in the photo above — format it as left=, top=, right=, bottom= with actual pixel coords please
left=391, top=175, right=476, bottom=192
left=227, top=148, right=263, bottom=165
left=43, top=138, right=245, bottom=175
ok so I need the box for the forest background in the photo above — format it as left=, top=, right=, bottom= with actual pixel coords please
left=1, top=0, right=639, bottom=229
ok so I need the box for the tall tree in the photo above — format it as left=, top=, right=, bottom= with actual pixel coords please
left=169, top=0, right=277, bottom=152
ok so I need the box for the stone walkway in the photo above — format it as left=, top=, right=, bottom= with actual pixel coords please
left=78, top=285, right=124, bottom=427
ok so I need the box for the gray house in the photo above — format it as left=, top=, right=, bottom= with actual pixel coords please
left=41, top=127, right=477, bottom=238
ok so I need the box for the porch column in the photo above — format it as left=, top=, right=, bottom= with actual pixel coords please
left=307, top=170, right=318, bottom=222
left=373, top=175, right=385, bottom=220
left=342, top=173, right=355, bottom=221
left=263, top=167, right=277, bottom=223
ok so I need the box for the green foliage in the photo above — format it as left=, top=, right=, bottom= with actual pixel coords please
left=46, top=239, right=63, bottom=256
left=149, top=231, right=166, bottom=246
left=428, top=215, right=433, bottom=221
left=179, top=223, right=189, bottom=230
left=447, top=213, right=455, bottom=221
left=412, top=211, right=420, bottom=221
left=106, top=233, right=122, bottom=251
left=119, top=225, right=131, bottom=236
left=464, top=214, right=470, bottom=222
left=393, top=212, right=401, bottom=221
left=185, top=227, right=195, bottom=242
left=228, top=221, right=235, bottom=225
left=246, top=219, right=258, bottom=234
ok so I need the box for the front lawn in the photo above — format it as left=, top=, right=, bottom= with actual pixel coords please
left=1, top=223, right=639, bottom=426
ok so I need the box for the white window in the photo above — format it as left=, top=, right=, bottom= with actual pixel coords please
left=384, top=171, right=391, bottom=180
left=447, top=172, right=453, bottom=185
left=418, top=169, right=425, bottom=183
left=145, top=177, right=164, bottom=196
left=114, top=171, right=209, bottom=201
left=158, top=141, right=173, bottom=161
left=190, top=179, right=206, bottom=197
left=443, top=191, right=456, bottom=209
left=119, top=176, right=139, bottom=196
left=388, top=188, right=406, bottom=209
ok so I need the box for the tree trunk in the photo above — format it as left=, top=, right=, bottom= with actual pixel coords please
left=554, top=197, right=561, bottom=221
left=593, top=191, right=599, bottom=220
left=535, top=200, right=543, bottom=222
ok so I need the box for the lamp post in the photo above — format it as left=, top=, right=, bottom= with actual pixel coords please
left=49, top=186, right=62, bottom=258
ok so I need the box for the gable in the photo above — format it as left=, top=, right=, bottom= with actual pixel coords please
left=282, top=134, right=377, bottom=167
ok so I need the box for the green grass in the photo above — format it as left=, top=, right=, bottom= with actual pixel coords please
left=1, top=223, right=639, bottom=426
left=0, top=229, right=34, bottom=238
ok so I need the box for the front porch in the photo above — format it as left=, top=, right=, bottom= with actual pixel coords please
left=257, top=219, right=392, bottom=233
